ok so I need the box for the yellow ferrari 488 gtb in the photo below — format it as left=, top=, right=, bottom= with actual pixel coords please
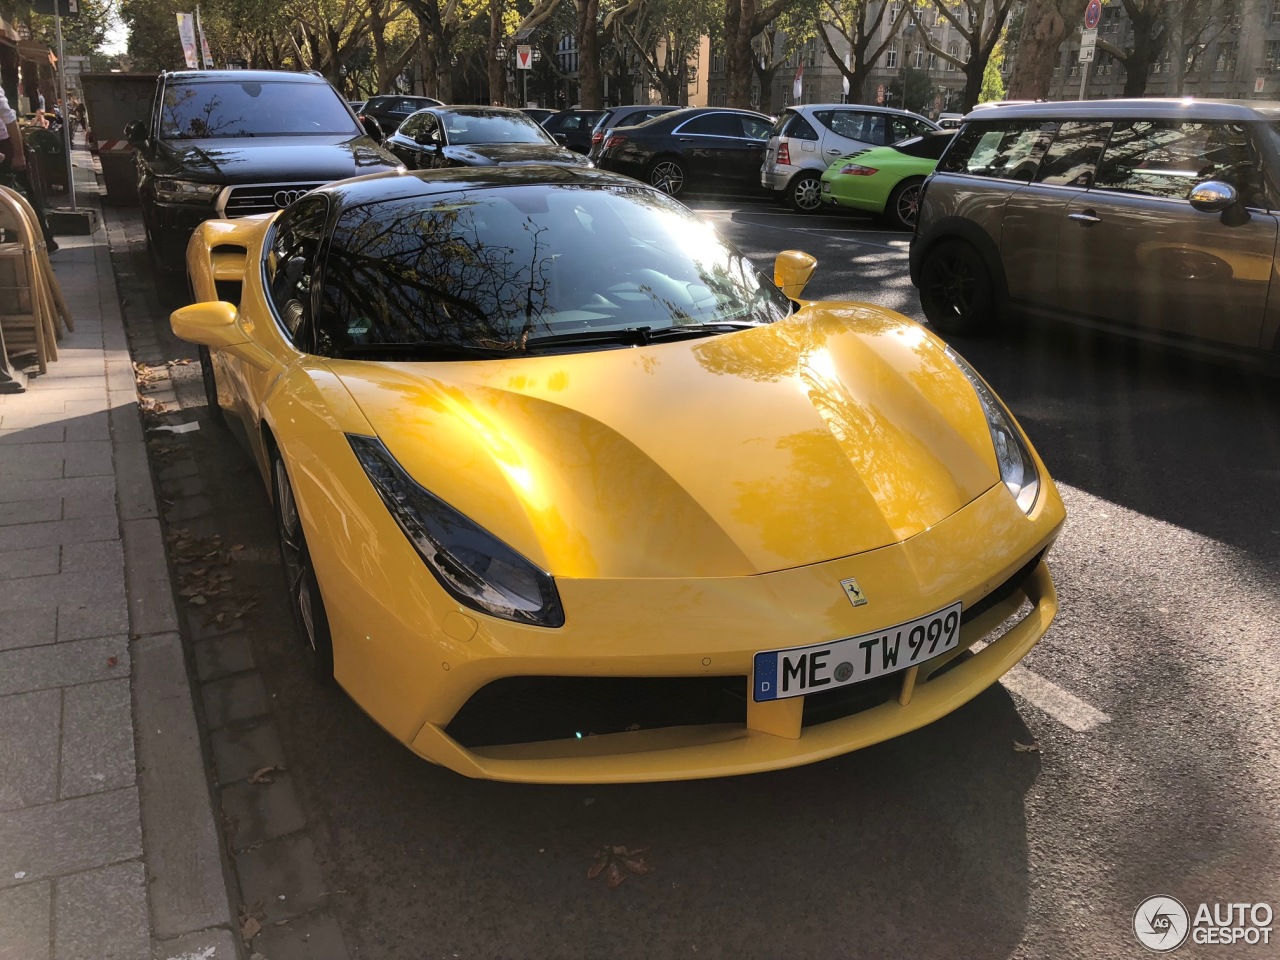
left=173, top=166, right=1065, bottom=783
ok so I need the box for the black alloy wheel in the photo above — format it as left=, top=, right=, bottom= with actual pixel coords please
left=886, top=177, right=925, bottom=231
left=197, top=345, right=223, bottom=426
left=918, top=239, right=996, bottom=336
left=648, top=157, right=686, bottom=196
left=272, top=451, right=335, bottom=681
left=788, top=172, right=824, bottom=213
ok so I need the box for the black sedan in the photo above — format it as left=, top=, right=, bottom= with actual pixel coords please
left=384, top=106, right=592, bottom=170
left=541, top=108, right=608, bottom=153
left=595, top=107, right=773, bottom=198
left=360, top=94, right=445, bottom=138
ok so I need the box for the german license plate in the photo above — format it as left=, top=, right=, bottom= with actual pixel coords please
left=753, top=602, right=963, bottom=702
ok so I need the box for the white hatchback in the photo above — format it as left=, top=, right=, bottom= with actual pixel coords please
left=762, top=104, right=937, bottom=213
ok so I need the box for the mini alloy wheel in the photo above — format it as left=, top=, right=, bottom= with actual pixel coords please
left=649, top=158, right=685, bottom=196
left=788, top=173, right=824, bottom=213
left=273, top=452, right=335, bottom=680
left=918, top=239, right=996, bottom=335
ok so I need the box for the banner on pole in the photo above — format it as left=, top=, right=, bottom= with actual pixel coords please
left=176, top=13, right=199, bottom=69
left=792, top=64, right=803, bottom=101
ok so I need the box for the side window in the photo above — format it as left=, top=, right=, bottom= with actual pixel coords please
left=399, top=114, right=421, bottom=137
left=420, top=114, right=440, bottom=143
left=1036, top=121, right=1112, bottom=186
left=830, top=112, right=889, bottom=145
left=782, top=112, right=819, bottom=141
left=265, top=196, right=328, bottom=346
left=939, top=121, right=1052, bottom=181
left=889, top=117, right=919, bottom=143
left=742, top=116, right=772, bottom=140
left=1094, top=120, right=1265, bottom=205
left=681, top=113, right=742, bottom=137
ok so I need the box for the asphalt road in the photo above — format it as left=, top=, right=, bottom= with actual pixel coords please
left=115, top=197, right=1280, bottom=960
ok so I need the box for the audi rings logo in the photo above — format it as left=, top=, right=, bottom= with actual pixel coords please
left=273, top=189, right=308, bottom=208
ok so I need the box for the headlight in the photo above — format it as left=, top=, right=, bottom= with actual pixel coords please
left=155, top=179, right=221, bottom=204
left=348, top=435, right=565, bottom=627
left=945, top=347, right=1040, bottom=514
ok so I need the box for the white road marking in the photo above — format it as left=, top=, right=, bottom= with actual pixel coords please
left=970, top=640, right=1111, bottom=732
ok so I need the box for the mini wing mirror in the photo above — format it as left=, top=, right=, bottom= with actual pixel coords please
left=170, top=301, right=273, bottom=371
left=124, top=120, right=147, bottom=145
left=1189, top=180, right=1238, bottom=213
left=774, top=250, right=818, bottom=301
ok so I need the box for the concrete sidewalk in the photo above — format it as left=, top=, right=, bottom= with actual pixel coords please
left=0, top=145, right=240, bottom=958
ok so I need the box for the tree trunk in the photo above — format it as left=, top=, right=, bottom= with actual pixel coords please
left=575, top=0, right=603, bottom=107
left=961, top=59, right=984, bottom=110
left=420, top=27, right=438, bottom=98
left=1008, top=0, right=1087, bottom=99
left=488, top=0, right=507, bottom=105
left=725, top=0, right=757, bottom=108
left=369, top=3, right=393, bottom=93
left=432, top=30, right=454, bottom=102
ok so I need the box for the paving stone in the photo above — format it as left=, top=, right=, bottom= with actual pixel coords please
left=234, top=834, right=327, bottom=923
left=62, top=538, right=125, bottom=573
left=0, top=567, right=126, bottom=611
left=152, top=928, right=239, bottom=960
left=115, top=440, right=158, bottom=522
left=0, top=606, right=57, bottom=651
left=0, top=497, right=62, bottom=527
left=221, top=774, right=306, bottom=850
left=63, top=485, right=118, bottom=519
left=61, top=680, right=135, bottom=799
left=250, top=911, right=349, bottom=960
left=64, top=411, right=110, bottom=442
left=0, top=516, right=117, bottom=552
left=54, top=862, right=149, bottom=960
left=0, top=545, right=61, bottom=580
left=0, top=788, right=142, bottom=888
left=121, top=518, right=179, bottom=637
left=163, top=494, right=212, bottom=523
left=0, top=447, right=65, bottom=480
left=0, top=475, right=116, bottom=508
left=192, top=634, right=254, bottom=683
left=0, top=424, right=65, bottom=444
left=57, top=599, right=129, bottom=642
left=201, top=673, right=270, bottom=729
left=157, top=459, right=199, bottom=483
left=210, top=720, right=288, bottom=786
left=63, top=440, right=115, bottom=478
left=0, top=689, right=62, bottom=811
left=0, top=880, right=52, bottom=960
left=0, top=635, right=128, bottom=696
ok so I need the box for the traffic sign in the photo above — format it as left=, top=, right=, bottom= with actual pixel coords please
left=1084, top=0, right=1102, bottom=30
left=1079, top=27, right=1098, bottom=62
left=516, top=45, right=532, bottom=70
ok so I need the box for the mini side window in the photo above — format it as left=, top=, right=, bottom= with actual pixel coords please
left=1094, top=120, right=1265, bottom=205
left=939, top=121, right=1052, bottom=181
left=1036, top=121, right=1112, bottom=187
left=265, top=196, right=329, bottom=347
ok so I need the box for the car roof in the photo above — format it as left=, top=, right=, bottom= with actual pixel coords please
left=422, top=105, right=531, bottom=117
left=968, top=98, right=1280, bottom=122
left=787, top=103, right=927, bottom=119
left=163, top=70, right=327, bottom=84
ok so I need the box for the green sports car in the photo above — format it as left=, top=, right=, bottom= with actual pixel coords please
left=820, top=130, right=955, bottom=230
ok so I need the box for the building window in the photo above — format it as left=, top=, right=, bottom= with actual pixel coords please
left=1096, top=51, right=1111, bottom=76
left=1272, top=1, right=1280, bottom=23
left=807, top=38, right=816, bottom=67
left=946, top=42, right=959, bottom=71
left=1268, top=40, right=1280, bottom=72
left=1215, top=41, right=1237, bottom=73
left=886, top=42, right=898, bottom=69
left=928, top=50, right=938, bottom=70
left=890, top=1, right=902, bottom=24
left=913, top=46, right=924, bottom=69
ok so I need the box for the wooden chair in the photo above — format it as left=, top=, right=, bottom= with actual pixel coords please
left=0, top=185, right=72, bottom=375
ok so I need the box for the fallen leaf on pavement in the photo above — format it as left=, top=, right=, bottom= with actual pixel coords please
left=248, top=766, right=284, bottom=784
left=589, top=846, right=654, bottom=888
left=1013, top=740, right=1040, bottom=753
left=107, top=656, right=118, bottom=668
left=240, top=916, right=261, bottom=940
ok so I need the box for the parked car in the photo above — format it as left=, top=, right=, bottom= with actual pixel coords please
left=172, top=163, right=1065, bottom=782
left=595, top=107, right=774, bottom=197
left=910, top=98, right=1280, bottom=360
left=383, top=105, right=592, bottom=170
left=360, top=94, right=445, bottom=138
left=541, top=108, right=608, bottom=153
left=124, top=70, right=402, bottom=274
left=521, top=107, right=556, bottom=125
left=586, top=104, right=681, bottom=161
left=820, top=130, right=955, bottom=229
left=937, top=112, right=964, bottom=129
left=762, top=104, right=938, bottom=213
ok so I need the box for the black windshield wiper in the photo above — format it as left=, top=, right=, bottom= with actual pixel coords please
left=644, top=322, right=769, bottom=341
left=334, top=341, right=514, bottom=361
left=523, top=327, right=656, bottom=350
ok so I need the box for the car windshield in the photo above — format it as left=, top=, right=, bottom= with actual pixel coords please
left=316, top=183, right=792, bottom=358
left=160, top=81, right=357, bottom=139
left=443, top=112, right=552, bottom=145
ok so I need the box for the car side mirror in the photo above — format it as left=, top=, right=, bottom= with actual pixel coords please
left=774, top=250, right=818, bottom=300
left=124, top=120, right=147, bottom=145
left=554, top=133, right=568, bottom=144
left=413, top=132, right=436, bottom=147
left=1188, top=180, right=1237, bottom=213
left=170, top=301, right=273, bottom=370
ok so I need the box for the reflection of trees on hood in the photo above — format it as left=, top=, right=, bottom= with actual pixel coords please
left=319, top=198, right=555, bottom=353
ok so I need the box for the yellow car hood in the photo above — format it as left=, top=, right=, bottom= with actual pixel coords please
left=330, top=306, right=999, bottom=579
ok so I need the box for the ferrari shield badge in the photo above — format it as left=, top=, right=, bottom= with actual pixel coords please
left=840, top=577, right=868, bottom=608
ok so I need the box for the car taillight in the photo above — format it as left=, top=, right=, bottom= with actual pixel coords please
left=838, top=163, right=879, bottom=176
left=604, top=133, right=627, bottom=151
left=591, top=131, right=604, bottom=144
left=777, top=142, right=791, bottom=165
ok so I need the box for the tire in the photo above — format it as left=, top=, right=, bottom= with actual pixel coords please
left=272, top=451, right=335, bottom=682
left=917, top=239, right=997, bottom=336
left=648, top=157, right=686, bottom=196
left=787, top=172, right=824, bottom=213
left=885, top=177, right=925, bottom=231
left=197, top=345, right=224, bottom=427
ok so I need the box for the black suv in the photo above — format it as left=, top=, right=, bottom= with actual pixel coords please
left=126, top=70, right=402, bottom=272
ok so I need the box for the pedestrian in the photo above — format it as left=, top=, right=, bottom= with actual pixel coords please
left=36, top=89, right=45, bottom=112
left=0, top=85, right=58, bottom=252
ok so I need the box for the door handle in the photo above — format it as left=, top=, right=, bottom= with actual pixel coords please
left=825, top=148, right=841, bottom=154
left=1068, top=211, right=1101, bottom=224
